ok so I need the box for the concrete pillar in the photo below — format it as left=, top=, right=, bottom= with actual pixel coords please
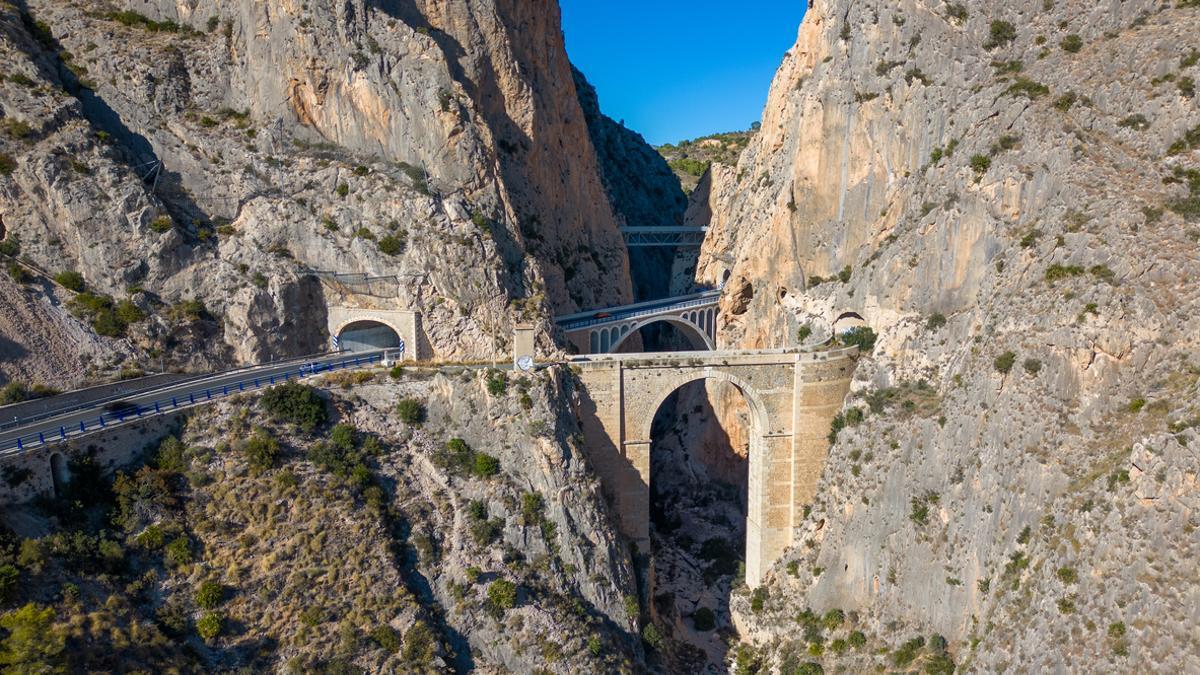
left=512, top=324, right=536, bottom=369
left=746, top=433, right=796, bottom=588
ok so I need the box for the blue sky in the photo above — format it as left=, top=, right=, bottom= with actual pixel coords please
left=560, top=1, right=807, bottom=146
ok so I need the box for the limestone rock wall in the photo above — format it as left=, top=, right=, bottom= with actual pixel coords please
left=0, top=0, right=632, bottom=385
left=689, top=0, right=1200, bottom=670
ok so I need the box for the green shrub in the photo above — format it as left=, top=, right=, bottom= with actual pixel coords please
left=693, top=607, right=716, bottom=631
left=195, top=581, right=224, bottom=609
left=1117, top=114, right=1150, bottom=131
left=389, top=365, right=404, bottom=380
left=164, top=536, right=193, bottom=567
left=6, top=262, right=29, bottom=283
left=485, top=369, right=507, bottom=396
left=750, top=586, right=769, bottom=613
left=261, top=382, right=327, bottom=431
left=1057, top=597, right=1075, bottom=614
left=402, top=620, right=436, bottom=663
left=984, top=20, right=1017, bottom=49
left=945, top=3, right=967, bottom=22
left=472, top=453, right=500, bottom=479
left=668, top=158, right=710, bottom=177
left=51, top=270, right=84, bottom=292
left=821, top=608, right=845, bottom=630
left=0, top=235, right=18, bottom=256
left=1006, top=77, right=1050, bottom=98
left=1060, top=34, right=1083, bottom=53
left=892, top=636, right=925, bottom=667
left=486, top=579, right=518, bottom=611
left=926, top=653, right=957, bottom=675
left=926, top=312, right=946, bottom=330
left=149, top=215, right=173, bottom=233
left=1045, top=264, right=1084, bottom=281
left=1107, top=622, right=1126, bottom=639
left=1053, top=91, right=1078, bottom=111
left=434, top=438, right=474, bottom=474
left=168, top=298, right=207, bottom=322
left=1023, top=358, right=1042, bottom=375
left=0, top=383, right=28, bottom=405
left=994, top=351, right=1016, bottom=374
left=243, top=431, right=280, bottom=474
left=0, top=153, right=16, bottom=176
left=587, top=635, right=602, bottom=656
left=641, top=622, right=663, bottom=650
left=196, top=612, right=222, bottom=640
left=336, top=183, right=350, bottom=198
left=797, top=324, right=813, bottom=342
left=839, top=326, right=877, bottom=353
left=969, top=154, right=991, bottom=175
left=837, top=265, right=852, bottom=283
left=377, top=235, right=404, bottom=256
left=1056, top=566, right=1078, bottom=583
left=0, top=603, right=65, bottom=671
left=1128, top=398, right=1146, bottom=413
left=1180, top=76, right=1196, bottom=98
left=371, top=625, right=401, bottom=653
left=624, top=595, right=640, bottom=620
left=848, top=630, right=867, bottom=648
left=1166, top=125, right=1200, bottom=155
left=0, top=565, right=17, bottom=604
left=396, top=398, right=425, bottom=425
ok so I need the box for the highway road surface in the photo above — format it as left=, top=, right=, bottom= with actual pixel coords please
left=0, top=350, right=390, bottom=456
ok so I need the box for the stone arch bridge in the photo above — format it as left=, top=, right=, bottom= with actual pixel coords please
left=572, top=346, right=857, bottom=587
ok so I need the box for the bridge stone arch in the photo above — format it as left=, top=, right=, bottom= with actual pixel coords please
left=607, top=314, right=716, bottom=353
left=573, top=348, right=857, bottom=587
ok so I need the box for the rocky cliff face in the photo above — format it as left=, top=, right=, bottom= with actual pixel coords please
left=688, top=0, right=1200, bottom=671
left=0, top=0, right=632, bottom=385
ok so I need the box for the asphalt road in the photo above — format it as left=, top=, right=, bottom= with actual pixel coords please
left=0, top=350, right=388, bottom=455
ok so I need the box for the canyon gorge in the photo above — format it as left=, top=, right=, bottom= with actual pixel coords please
left=1, top=0, right=1198, bottom=673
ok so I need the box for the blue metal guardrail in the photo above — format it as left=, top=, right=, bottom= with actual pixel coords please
left=0, top=350, right=344, bottom=434
left=558, top=294, right=720, bottom=332
left=0, top=352, right=388, bottom=456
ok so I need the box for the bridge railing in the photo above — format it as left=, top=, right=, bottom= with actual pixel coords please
left=0, top=351, right=393, bottom=457
left=0, top=350, right=341, bottom=434
left=558, top=294, right=720, bottom=332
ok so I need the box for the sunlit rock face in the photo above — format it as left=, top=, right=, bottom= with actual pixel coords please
left=0, top=0, right=633, bottom=383
left=681, top=0, right=1200, bottom=670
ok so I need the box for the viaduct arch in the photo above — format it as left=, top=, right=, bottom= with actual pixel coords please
left=573, top=347, right=857, bottom=587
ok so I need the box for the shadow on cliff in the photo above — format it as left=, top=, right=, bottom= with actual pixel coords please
left=10, top=5, right=213, bottom=254
left=572, top=67, right=689, bottom=302
left=647, top=381, right=747, bottom=672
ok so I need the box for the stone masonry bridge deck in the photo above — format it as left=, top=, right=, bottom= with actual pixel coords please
left=571, top=346, right=858, bottom=587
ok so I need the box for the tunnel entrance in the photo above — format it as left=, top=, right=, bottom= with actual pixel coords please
left=337, top=320, right=400, bottom=352
left=646, top=377, right=754, bottom=671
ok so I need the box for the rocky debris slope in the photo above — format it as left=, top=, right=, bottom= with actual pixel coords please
left=685, top=0, right=1200, bottom=671
left=0, top=0, right=633, bottom=385
left=0, top=363, right=644, bottom=672
left=0, top=269, right=136, bottom=386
